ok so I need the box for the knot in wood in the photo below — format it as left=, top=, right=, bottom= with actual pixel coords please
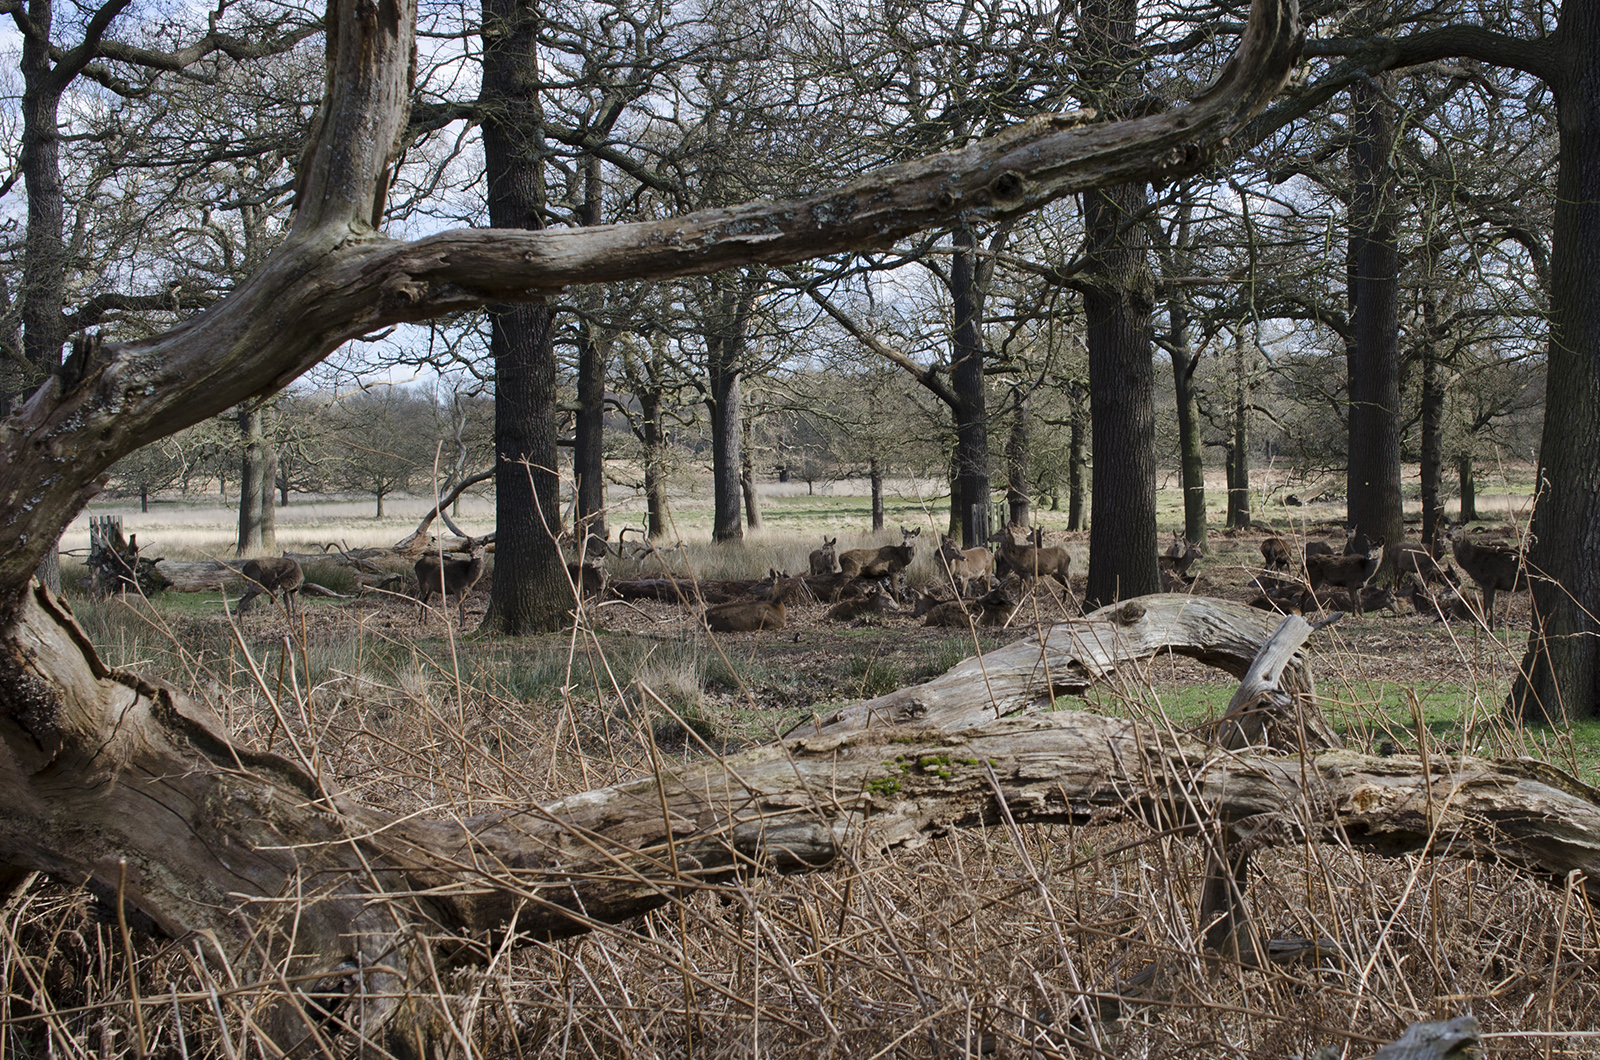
left=1114, top=601, right=1146, bottom=625
left=988, top=171, right=1027, bottom=205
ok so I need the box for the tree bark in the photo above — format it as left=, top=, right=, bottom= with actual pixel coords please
left=1228, top=329, right=1251, bottom=529
left=1419, top=287, right=1445, bottom=551
left=477, top=0, right=570, bottom=633
left=1006, top=385, right=1030, bottom=528
left=1068, top=386, right=1087, bottom=531
left=707, top=275, right=755, bottom=543
left=952, top=225, right=991, bottom=547
left=1169, top=304, right=1207, bottom=547
left=1084, top=179, right=1159, bottom=604
left=1514, top=1, right=1600, bottom=724
left=1081, top=0, right=1159, bottom=606
left=1456, top=455, right=1476, bottom=521
left=870, top=456, right=885, bottom=531
left=741, top=411, right=762, bottom=530
left=236, top=404, right=266, bottom=555
left=574, top=157, right=607, bottom=543
left=1346, top=76, right=1406, bottom=556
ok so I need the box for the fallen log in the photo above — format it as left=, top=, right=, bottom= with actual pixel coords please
left=10, top=581, right=1600, bottom=1054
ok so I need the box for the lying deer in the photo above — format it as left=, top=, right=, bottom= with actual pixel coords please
left=827, top=583, right=894, bottom=622
left=416, top=539, right=487, bottom=625
left=937, top=535, right=993, bottom=597
left=809, top=536, right=838, bottom=576
left=1306, top=535, right=1385, bottom=616
left=237, top=556, right=304, bottom=616
left=1448, top=523, right=1529, bottom=627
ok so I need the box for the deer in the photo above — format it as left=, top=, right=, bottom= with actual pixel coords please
left=1448, top=523, right=1530, bottom=627
left=990, top=526, right=1072, bottom=596
left=1259, top=536, right=1292, bottom=572
left=1305, top=535, right=1385, bottom=616
left=1392, top=530, right=1457, bottom=586
left=827, top=583, right=894, bottom=622
left=837, top=527, right=920, bottom=601
left=937, top=535, right=993, bottom=597
left=1160, top=532, right=1201, bottom=577
left=416, top=539, right=487, bottom=626
left=809, top=536, right=839, bottom=576
left=237, top=556, right=305, bottom=617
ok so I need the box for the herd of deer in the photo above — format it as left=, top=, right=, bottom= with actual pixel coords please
left=1243, top=522, right=1532, bottom=625
left=227, top=517, right=1533, bottom=635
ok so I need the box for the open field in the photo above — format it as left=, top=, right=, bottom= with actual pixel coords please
left=15, top=465, right=1591, bottom=1060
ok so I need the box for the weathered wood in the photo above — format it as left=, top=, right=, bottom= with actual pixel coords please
left=791, top=594, right=1328, bottom=740
left=1371, top=1016, right=1482, bottom=1060
left=151, top=559, right=239, bottom=592
left=8, top=579, right=1600, bottom=1052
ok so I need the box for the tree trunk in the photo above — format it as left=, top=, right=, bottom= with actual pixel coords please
left=707, top=277, right=754, bottom=544
left=575, top=322, right=607, bottom=542
left=642, top=386, right=669, bottom=539
left=1081, top=0, right=1158, bottom=606
left=1006, top=385, right=1030, bottom=528
left=1346, top=76, right=1406, bottom=556
left=951, top=226, right=991, bottom=547
left=1457, top=454, right=1476, bottom=522
left=1227, top=330, right=1251, bottom=530
left=140, top=486, right=149, bottom=513
left=1419, top=289, right=1445, bottom=551
left=1084, top=181, right=1158, bottom=604
left=1514, top=3, right=1600, bottom=724
left=236, top=404, right=266, bottom=555
left=870, top=457, right=885, bottom=531
left=574, top=156, right=607, bottom=543
left=1169, top=301, right=1207, bottom=548
left=477, top=0, right=570, bottom=633
left=375, top=489, right=385, bottom=519
left=741, top=413, right=762, bottom=530
left=1068, top=389, right=1087, bottom=531
left=17, top=1, right=68, bottom=394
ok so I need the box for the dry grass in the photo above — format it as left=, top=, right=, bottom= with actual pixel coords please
left=8, top=517, right=1597, bottom=1060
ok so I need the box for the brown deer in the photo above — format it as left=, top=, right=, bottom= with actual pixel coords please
left=1306, top=535, right=1385, bottom=615
left=1448, top=524, right=1529, bottom=626
left=237, top=556, right=305, bottom=616
left=990, top=526, right=1072, bottom=595
left=827, top=583, right=893, bottom=622
left=705, top=597, right=785, bottom=632
left=809, top=536, right=838, bottom=576
left=1259, top=536, right=1292, bottom=572
left=937, top=535, right=993, bottom=597
left=974, top=586, right=1019, bottom=627
left=1392, top=534, right=1457, bottom=586
left=416, top=540, right=487, bottom=625
left=1160, top=532, right=1202, bottom=577
left=837, top=527, right=920, bottom=601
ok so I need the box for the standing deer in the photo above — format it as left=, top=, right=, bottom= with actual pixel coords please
left=237, top=556, right=305, bottom=616
left=1306, top=535, right=1385, bottom=615
left=1448, top=524, right=1529, bottom=627
left=837, top=527, right=920, bottom=601
left=937, top=535, right=993, bottom=597
left=416, top=539, right=487, bottom=626
left=1160, top=532, right=1201, bottom=577
left=809, top=536, right=839, bottom=576
left=1259, top=536, right=1292, bottom=571
left=990, top=526, right=1072, bottom=595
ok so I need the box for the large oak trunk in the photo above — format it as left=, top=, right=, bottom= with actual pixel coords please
left=1514, top=2, right=1600, bottom=723
left=1345, top=77, right=1406, bottom=555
